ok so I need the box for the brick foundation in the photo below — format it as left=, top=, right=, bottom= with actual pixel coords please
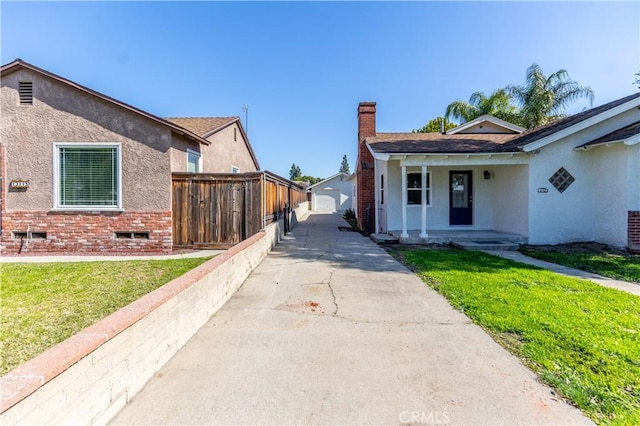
left=0, top=210, right=172, bottom=255
left=629, top=211, right=640, bottom=253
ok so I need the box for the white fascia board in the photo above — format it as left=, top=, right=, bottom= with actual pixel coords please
left=447, top=115, right=525, bottom=134
left=576, top=135, right=640, bottom=151
left=625, top=133, right=640, bottom=146
left=307, top=172, right=349, bottom=190
left=366, top=143, right=390, bottom=161
left=523, top=97, right=640, bottom=152
left=393, top=152, right=530, bottom=167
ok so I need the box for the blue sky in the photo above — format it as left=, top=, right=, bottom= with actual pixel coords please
left=2, top=1, right=638, bottom=179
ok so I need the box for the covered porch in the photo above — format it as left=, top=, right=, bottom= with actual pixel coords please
left=372, top=154, right=532, bottom=241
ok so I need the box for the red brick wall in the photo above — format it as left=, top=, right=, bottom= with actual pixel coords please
left=0, top=211, right=172, bottom=255
left=629, top=211, right=640, bottom=253
left=356, top=102, right=376, bottom=233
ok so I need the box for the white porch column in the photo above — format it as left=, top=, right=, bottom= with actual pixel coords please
left=401, top=165, right=408, bottom=238
left=420, top=165, right=428, bottom=238
left=374, top=160, right=379, bottom=234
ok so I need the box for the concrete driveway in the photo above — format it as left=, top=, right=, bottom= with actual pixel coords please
left=111, top=212, right=590, bottom=425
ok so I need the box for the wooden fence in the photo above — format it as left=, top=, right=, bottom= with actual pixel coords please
left=172, top=172, right=307, bottom=248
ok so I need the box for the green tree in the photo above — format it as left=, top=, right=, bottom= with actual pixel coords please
left=445, top=89, right=521, bottom=125
left=412, top=117, right=457, bottom=133
left=506, top=63, right=594, bottom=128
left=294, top=175, right=322, bottom=185
left=289, top=163, right=301, bottom=180
left=339, top=155, right=350, bottom=174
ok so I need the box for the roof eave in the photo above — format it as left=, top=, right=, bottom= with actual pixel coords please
left=307, top=172, right=350, bottom=190
left=577, top=133, right=640, bottom=151
left=522, top=96, right=640, bottom=152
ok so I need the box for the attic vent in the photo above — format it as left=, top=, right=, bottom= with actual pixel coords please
left=549, top=167, right=575, bottom=193
left=19, top=82, right=33, bottom=104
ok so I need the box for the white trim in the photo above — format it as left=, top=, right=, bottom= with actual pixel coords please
left=447, top=115, right=525, bottom=134
left=231, top=166, right=240, bottom=173
left=625, top=133, right=640, bottom=145
left=187, top=148, right=202, bottom=173
left=307, top=172, right=350, bottom=190
left=374, top=161, right=379, bottom=233
left=577, top=134, right=640, bottom=151
left=53, top=142, right=122, bottom=211
left=523, top=96, right=640, bottom=152
left=420, top=165, right=428, bottom=238
left=401, top=166, right=408, bottom=238
left=398, top=155, right=529, bottom=167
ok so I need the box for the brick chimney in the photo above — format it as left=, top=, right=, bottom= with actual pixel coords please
left=356, top=102, right=376, bottom=233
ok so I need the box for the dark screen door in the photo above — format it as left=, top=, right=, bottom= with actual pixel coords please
left=449, top=171, right=473, bottom=225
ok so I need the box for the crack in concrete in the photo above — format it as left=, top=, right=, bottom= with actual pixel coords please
left=326, top=270, right=339, bottom=316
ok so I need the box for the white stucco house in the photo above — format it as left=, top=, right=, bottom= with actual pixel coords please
left=354, top=93, right=640, bottom=251
left=308, top=172, right=353, bottom=212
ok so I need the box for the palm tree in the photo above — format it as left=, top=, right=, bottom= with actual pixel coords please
left=506, top=63, right=594, bottom=128
left=445, top=89, right=521, bottom=125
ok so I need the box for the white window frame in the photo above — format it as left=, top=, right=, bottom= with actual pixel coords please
left=52, top=142, right=122, bottom=211
left=407, top=171, right=431, bottom=207
left=187, top=148, right=202, bottom=173
left=231, top=166, right=240, bottom=174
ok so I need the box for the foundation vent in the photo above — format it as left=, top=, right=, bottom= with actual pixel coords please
left=19, top=82, right=33, bottom=104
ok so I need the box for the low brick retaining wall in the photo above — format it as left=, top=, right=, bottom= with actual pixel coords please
left=0, top=208, right=307, bottom=425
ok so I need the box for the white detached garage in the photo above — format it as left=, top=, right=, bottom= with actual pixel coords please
left=309, top=173, right=353, bottom=212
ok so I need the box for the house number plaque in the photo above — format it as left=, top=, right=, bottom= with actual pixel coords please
left=10, top=179, right=31, bottom=189
left=537, top=188, right=549, bottom=193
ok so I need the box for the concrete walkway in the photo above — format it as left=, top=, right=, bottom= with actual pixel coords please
left=485, top=250, right=639, bottom=296
left=111, top=213, right=591, bottom=425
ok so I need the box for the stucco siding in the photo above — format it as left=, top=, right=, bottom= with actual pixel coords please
left=627, top=144, right=640, bottom=212
left=528, top=141, right=594, bottom=244
left=589, top=143, right=637, bottom=247
left=169, top=134, right=201, bottom=173
left=527, top=109, right=639, bottom=246
left=202, top=122, right=258, bottom=173
left=491, top=165, right=529, bottom=236
left=1, top=69, right=172, bottom=212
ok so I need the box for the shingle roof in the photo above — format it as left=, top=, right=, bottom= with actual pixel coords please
left=367, top=132, right=517, bottom=154
left=164, top=117, right=238, bottom=138
left=496, top=92, right=640, bottom=152
left=368, top=93, right=640, bottom=155
left=166, top=116, right=261, bottom=170
left=578, top=121, right=640, bottom=148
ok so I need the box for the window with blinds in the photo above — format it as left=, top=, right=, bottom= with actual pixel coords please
left=57, top=145, right=119, bottom=207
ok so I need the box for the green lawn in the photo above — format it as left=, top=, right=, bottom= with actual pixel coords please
left=519, top=248, right=640, bottom=283
left=389, top=247, right=640, bottom=425
left=0, top=257, right=211, bottom=376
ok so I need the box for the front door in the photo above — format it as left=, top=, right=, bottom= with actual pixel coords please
left=449, top=171, right=473, bottom=225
